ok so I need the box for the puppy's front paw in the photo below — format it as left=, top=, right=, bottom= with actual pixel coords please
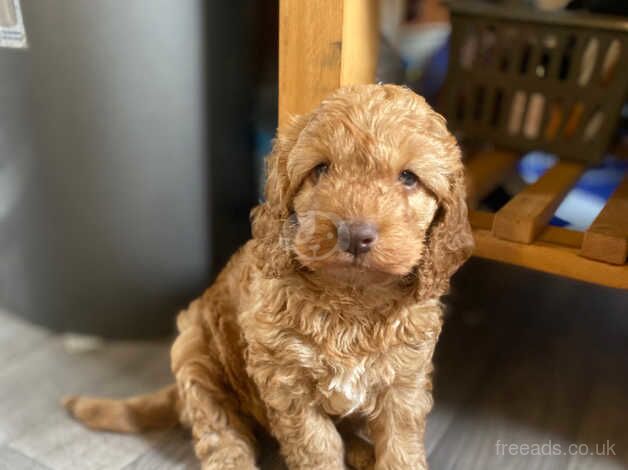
left=201, top=444, right=258, bottom=470
left=374, top=456, right=427, bottom=470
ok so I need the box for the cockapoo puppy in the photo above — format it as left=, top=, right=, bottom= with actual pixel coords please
left=65, top=84, right=473, bottom=470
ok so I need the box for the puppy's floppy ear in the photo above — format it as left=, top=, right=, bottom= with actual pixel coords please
left=250, top=113, right=311, bottom=277
left=413, top=151, right=474, bottom=300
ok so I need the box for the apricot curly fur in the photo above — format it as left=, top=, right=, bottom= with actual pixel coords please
left=64, top=84, right=473, bottom=470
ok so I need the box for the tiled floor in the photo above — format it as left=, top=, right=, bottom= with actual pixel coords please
left=0, top=261, right=626, bottom=469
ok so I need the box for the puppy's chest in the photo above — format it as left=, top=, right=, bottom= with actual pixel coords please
left=317, top=361, right=371, bottom=416
left=309, top=351, right=399, bottom=416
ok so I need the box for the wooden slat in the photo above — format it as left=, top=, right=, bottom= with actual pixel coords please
left=581, top=176, right=628, bottom=265
left=473, top=229, right=628, bottom=289
left=470, top=210, right=583, bottom=249
left=469, top=210, right=494, bottom=230
left=465, top=150, right=521, bottom=208
left=278, top=0, right=378, bottom=127
left=492, top=161, right=586, bottom=243
left=537, top=225, right=583, bottom=249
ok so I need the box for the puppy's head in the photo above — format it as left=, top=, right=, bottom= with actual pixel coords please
left=252, top=84, right=473, bottom=299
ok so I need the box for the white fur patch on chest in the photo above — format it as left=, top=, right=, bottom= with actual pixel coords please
left=319, top=363, right=367, bottom=416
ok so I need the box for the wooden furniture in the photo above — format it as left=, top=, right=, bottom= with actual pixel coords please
left=466, top=150, right=628, bottom=289
left=278, top=0, right=628, bottom=289
left=278, top=0, right=379, bottom=127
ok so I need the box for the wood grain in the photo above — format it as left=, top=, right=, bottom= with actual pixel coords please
left=428, top=285, right=626, bottom=470
left=431, top=335, right=582, bottom=469
left=470, top=210, right=583, bottom=249
left=465, top=150, right=520, bottom=208
left=473, top=228, right=628, bottom=289
left=340, top=0, right=379, bottom=86
left=492, top=161, right=586, bottom=243
left=0, top=338, right=169, bottom=445
left=581, top=176, right=628, bottom=265
left=278, top=0, right=378, bottom=127
left=427, top=298, right=513, bottom=458
left=567, top=343, right=628, bottom=469
left=122, top=429, right=196, bottom=470
left=469, top=210, right=495, bottom=230
left=0, top=446, right=51, bottom=470
left=0, top=309, right=50, bottom=369
left=1, top=305, right=626, bottom=468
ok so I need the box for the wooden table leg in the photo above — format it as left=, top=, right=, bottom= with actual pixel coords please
left=278, top=0, right=379, bottom=127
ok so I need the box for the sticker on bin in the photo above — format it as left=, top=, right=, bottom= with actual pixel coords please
left=0, top=0, right=27, bottom=49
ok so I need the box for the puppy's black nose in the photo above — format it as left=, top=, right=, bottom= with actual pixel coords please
left=345, top=222, right=378, bottom=256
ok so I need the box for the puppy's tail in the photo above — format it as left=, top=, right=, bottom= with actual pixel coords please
left=63, top=384, right=180, bottom=433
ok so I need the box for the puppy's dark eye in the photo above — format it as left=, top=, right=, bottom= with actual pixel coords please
left=399, top=170, right=419, bottom=188
left=311, top=163, right=329, bottom=182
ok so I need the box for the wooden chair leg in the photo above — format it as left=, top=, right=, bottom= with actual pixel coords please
left=278, top=0, right=379, bottom=127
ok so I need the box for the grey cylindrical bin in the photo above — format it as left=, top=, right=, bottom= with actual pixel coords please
left=0, top=0, right=209, bottom=337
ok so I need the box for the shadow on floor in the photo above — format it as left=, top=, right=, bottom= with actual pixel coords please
left=431, top=258, right=628, bottom=469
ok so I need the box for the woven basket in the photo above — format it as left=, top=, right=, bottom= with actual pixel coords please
left=443, top=1, right=628, bottom=163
